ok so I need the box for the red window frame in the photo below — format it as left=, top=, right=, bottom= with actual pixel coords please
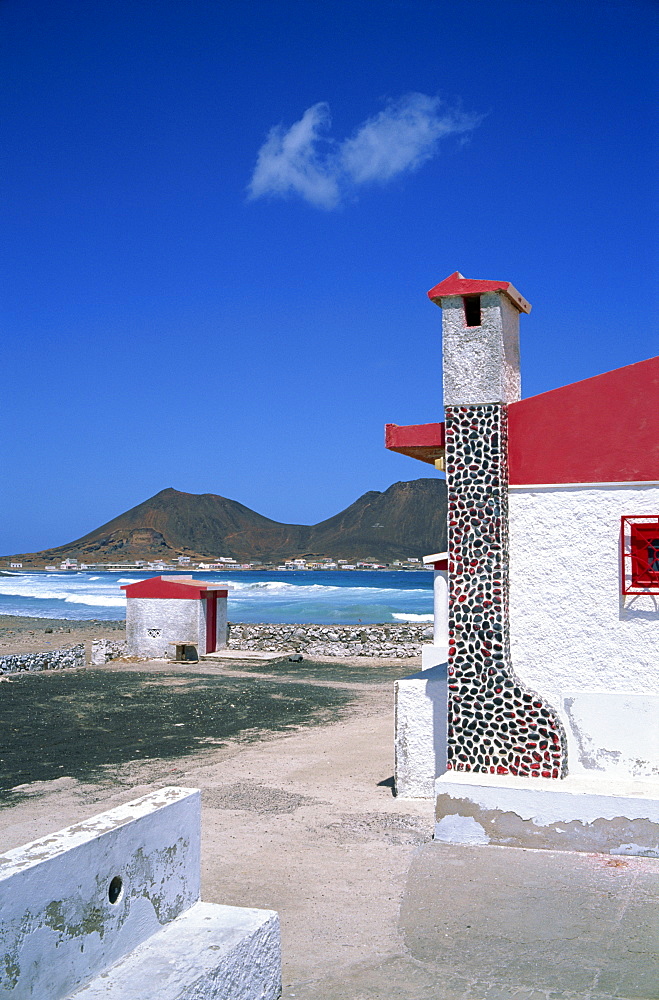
left=621, top=516, right=659, bottom=595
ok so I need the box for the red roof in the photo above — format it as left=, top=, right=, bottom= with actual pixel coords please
left=385, top=356, right=659, bottom=485
left=427, top=271, right=532, bottom=314
left=384, top=422, right=445, bottom=466
left=121, top=576, right=228, bottom=600
left=507, top=355, right=659, bottom=485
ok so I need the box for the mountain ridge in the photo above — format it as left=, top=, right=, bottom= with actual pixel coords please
left=5, top=479, right=448, bottom=565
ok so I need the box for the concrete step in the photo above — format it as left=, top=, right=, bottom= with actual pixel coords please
left=69, top=901, right=281, bottom=1000
left=200, top=649, right=293, bottom=664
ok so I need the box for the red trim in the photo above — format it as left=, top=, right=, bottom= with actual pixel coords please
left=121, top=576, right=228, bottom=600
left=385, top=422, right=445, bottom=466
left=508, top=356, right=659, bottom=484
left=621, top=516, right=659, bottom=594
left=206, top=592, right=217, bottom=653
left=432, top=558, right=448, bottom=571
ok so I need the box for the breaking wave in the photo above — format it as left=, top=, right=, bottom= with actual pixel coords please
left=391, top=612, right=433, bottom=622
left=0, top=569, right=433, bottom=623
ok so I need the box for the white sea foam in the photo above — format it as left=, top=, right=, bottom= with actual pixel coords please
left=391, top=613, right=433, bottom=622
left=0, top=569, right=434, bottom=623
left=64, top=594, right=126, bottom=607
left=222, top=580, right=341, bottom=595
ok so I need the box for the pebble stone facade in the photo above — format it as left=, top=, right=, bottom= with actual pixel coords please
left=445, top=403, right=567, bottom=777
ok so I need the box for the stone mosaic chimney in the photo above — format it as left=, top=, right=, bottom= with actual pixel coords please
left=428, top=272, right=566, bottom=778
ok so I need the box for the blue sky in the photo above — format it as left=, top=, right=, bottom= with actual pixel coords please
left=1, top=0, right=657, bottom=554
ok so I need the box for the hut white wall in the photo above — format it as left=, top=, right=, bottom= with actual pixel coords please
left=126, top=598, right=203, bottom=657
left=508, top=483, right=659, bottom=778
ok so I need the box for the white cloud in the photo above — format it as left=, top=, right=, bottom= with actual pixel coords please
left=247, top=102, right=340, bottom=209
left=247, top=93, right=482, bottom=210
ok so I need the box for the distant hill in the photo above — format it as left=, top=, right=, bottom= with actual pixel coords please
left=6, top=479, right=448, bottom=565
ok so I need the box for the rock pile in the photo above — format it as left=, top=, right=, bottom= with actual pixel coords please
left=90, top=638, right=129, bottom=665
left=0, top=644, right=85, bottom=675
left=227, top=623, right=431, bottom=658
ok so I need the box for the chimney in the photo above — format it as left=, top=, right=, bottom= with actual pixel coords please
left=427, top=271, right=531, bottom=406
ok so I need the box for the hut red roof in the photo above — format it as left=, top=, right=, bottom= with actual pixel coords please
left=121, top=577, right=228, bottom=600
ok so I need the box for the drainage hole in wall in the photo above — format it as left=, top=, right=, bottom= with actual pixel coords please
left=108, top=876, right=123, bottom=904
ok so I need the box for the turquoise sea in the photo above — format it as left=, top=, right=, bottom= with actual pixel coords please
left=0, top=570, right=434, bottom=624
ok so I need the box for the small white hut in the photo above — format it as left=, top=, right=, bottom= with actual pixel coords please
left=121, top=576, right=228, bottom=659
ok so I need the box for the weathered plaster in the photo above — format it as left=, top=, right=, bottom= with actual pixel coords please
left=441, top=292, right=522, bottom=406
left=434, top=771, right=659, bottom=856
left=0, top=787, right=282, bottom=1000
left=394, top=663, right=447, bottom=798
left=0, top=788, right=201, bottom=1000
left=69, top=902, right=281, bottom=1000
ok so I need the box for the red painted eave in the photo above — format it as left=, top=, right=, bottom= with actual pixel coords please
left=427, top=271, right=531, bottom=313
left=385, top=422, right=445, bottom=466
left=121, top=576, right=228, bottom=600
left=508, top=356, right=659, bottom=484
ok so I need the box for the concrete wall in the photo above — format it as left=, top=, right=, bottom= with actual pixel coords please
left=0, top=787, right=201, bottom=1000
left=126, top=598, right=203, bottom=657
left=441, top=292, right=521, bottom=406
left=394, top=662, right=448, bottom=798
left=434, top=770, right=659, bottom=857
left=509, top=483, right=659, bottom=778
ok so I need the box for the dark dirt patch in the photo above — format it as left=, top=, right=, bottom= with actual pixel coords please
left=0, top=669, right=355, bottom=800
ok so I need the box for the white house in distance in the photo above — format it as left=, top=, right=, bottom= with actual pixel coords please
left=121, top=576, right=228, bottom=659
left=386, top=271, right=659, bottom=855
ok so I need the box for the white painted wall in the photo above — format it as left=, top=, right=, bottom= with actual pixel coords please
left=0, top=787, right=282, bottom=1000
left=508, top=483, right=659, bottom=778
left=0, top=787, right=201, bottom=1000
left=394, top=663, right=448, bottom=798
left=126, top=598, right=203, bottom=657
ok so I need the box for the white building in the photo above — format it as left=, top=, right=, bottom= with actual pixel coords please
left=121, top=576, right=228, bottom=659
left=386, top=271, right=659, bottom=855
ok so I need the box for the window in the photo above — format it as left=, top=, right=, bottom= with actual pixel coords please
left=621, top=516, right=659, bottom=594
left=463, top=295, right=481, bottom=327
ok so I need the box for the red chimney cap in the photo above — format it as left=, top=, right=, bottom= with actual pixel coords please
left=427, top=272, right=531, bottom=314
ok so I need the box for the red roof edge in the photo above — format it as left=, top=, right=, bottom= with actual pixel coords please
left=427, top=271, right=531, bottom=313
left=121, top=576, right=228, bottom=600
left=385, top=422, right=445, bottom=466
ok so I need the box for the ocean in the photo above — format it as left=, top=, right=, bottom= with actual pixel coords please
left=0, top=569, right=434, bottom=625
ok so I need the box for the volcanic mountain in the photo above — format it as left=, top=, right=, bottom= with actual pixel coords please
left=8, top=479, right=448, bottom=565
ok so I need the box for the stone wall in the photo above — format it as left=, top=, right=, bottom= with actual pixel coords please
left=91, top=638, right=129, bottom=665
left=227, top=623, right=431, bottom=658
left=0, top=644, right=85, bottom=675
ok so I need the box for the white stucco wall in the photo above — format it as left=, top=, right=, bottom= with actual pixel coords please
left=441, top=292, right=522, bottom=405
left=508, top=483, right=659, bottom=777
left=394, top=663, right=448, bottom=798
left=126, top=598, right=203, bottom=657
